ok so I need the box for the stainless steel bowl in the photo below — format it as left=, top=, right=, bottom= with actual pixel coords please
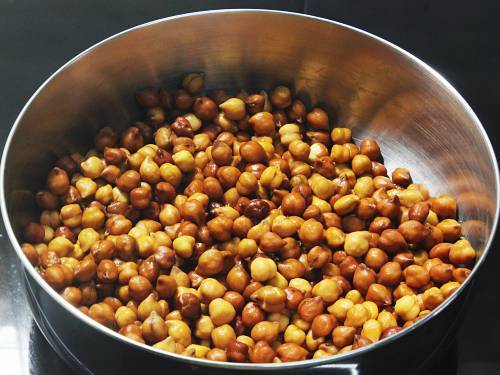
left=1, top=9, right=498, bottom=374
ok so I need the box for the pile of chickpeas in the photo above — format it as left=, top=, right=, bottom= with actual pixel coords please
left=21, top=72, right=476, bottom=363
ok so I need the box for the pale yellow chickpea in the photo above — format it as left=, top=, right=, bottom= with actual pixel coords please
left=166, top=319, right=192, bottom=347
left=194, top=315, right=215, bottom=340
left=284, top=324, right=306, bottom=345
left=211, top=324, right=236, bottom=349
left=344, top=304, right=370, bottom=327
left=289, top=278, right=312, bottom=296
left=345, top=290, right=364, bottom=304
left=173, top=235, right=195, bottom=258
left=327, top=298, right=354, bottom=321
left=250, top=257, right=277, bottom=282
left=198, top=278, right=227, bottom=303
left=395, top=295, right=421, bottom=321
left=361, top=319, right=382, bottom=342
left=377, top=310, right=398, bottom=331
left=362, top=301, right=379, bottom=320
left=312, top=278, right=342, bottom=303
left=209, top=298, right=236, bottom=326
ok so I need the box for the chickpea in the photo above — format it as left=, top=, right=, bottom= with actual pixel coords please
left=211, top=324, right=236, bottom=349
left=250, top=286, right=286, bottom=313
left=172, top=235, right=195, bottom=258
left=283, top=324, right=306, bottom=345
left=250, top=257, right=277, bottom=282
left=312, top=279, right=342, bottom=303
left=197, top=249, right=224, bottom=276
left=174, top=292, right=201, bottom=320
left=88, top=302, right=116, bottom=328
left=344, top=231, right=371, bottom=257
left=209, top=298, right=236, bottom=326
left=166, top=319, right=192, bottom=347
left=449, top=239, right=476, bottom=265
left=344, top=304, right=370, bottom=328
left=297, top=296, right=324, bottom=322
left=395, top=295, right=420, bottom=321
left=249, top=340, right=275, bottom=363
left=251, top=321, right=280, bottom=343
left=332, top=326, right=356, bottom=348
left=440, top=281, right=460, bottom=298
left=47, top=167, right=70, bottom=195
left=431, top=194, right=457, bottom=219
left=311, top=314, right=337, bottom=338
left=206, top=348, right=228, bottom=362
left=403, top=265, right=430, bottom=289
left=298, top=219, right=324, bottom=248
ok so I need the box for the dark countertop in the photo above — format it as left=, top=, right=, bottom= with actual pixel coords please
left=1, top=1, right=499, bottom=374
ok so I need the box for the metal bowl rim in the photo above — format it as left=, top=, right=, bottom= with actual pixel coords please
left=1, top=8, right=499, bottom=371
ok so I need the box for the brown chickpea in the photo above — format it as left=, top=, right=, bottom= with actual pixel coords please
left=242, top=302, right=265, bottom=328
left=248, top=112, right=275, bottom=136
left=366, top=283, right=392, bottom=307
left=278, top=259, right=306, bottom=280
left=89, top=302, right=116, bottom=329
left=284, top=286, right=304, bottom=310
left=224, top=291, right=245, bottom=312
left=97, top=260, right=118, bottom=283
left=175, top=292, right=202, bottom=320
left=239, top=141, right=266, bottom=163
left=45, top=264, right=73, bottom=289
left=156, top=275, right=177, bottom=299
left=453, top=267, right=471, bottom=283
left=431, top=195, right=457, bottom=219
left=408, top=202, right=430, bottom=223
left=332, top=326, right=356, bottom=348
left=298, top=296, right=324, bottom=322
left=245, top=94, right=265, bottom=115
left=378, top=229, right=407, bottom=254
left=430, top=263, right=454, bottom=284
left=129, top=275, right=153, bottom=301
left=364, top=248, right=388, bottom=271
left=226, top=262, right=251, bottom=292
left=47, top=167, right=70, bottom=195
left=61, top=286, right=83, bottom=306
left=307, top=107, right=329, bottom=130
left=193, top=96, right=218, bottom=121
left=369, top=217, right=392, bottom=234
left=249, top=340, right=275, bottom=363
left=226, top=340, right=249, bottom=363
left=391, top=168, right=412, bottom=187
left=307, top=246, right=332, bottom=269
left=74, top=258, right=97, bottom=283
left=353, top=264, right=377, bottom=295
left=403, top=265, right=430, bottom=289
left=244, top=199, right=270, bottom=222
left=398, top=220, right=428, bottom=244
left=24, top=222, right=45, bottom=243
left=276, top=343, right=308, bottom=362
left=378, top=262, right=402, bottom=287
left=381, top=326, right=403, bottom=339
left=360, top=139, right=380, bottom=160
left=21, top=243, right=40, bottom=266
left=281, top=192, right=306, bottom=216
left=298, top=219, right=324, bottom=248
left=259, top=232, right=285, bottom=253
left=311, top=314, right=337, bottom=337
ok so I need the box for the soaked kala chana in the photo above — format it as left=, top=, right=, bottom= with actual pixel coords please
left=21, top=72, right=476, bottom=363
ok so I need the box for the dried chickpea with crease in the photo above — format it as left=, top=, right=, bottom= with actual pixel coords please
left=21, top=72, right=476, bottom=363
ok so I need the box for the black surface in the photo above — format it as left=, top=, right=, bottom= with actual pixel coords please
left=0, top=1, right=498, bottom=374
